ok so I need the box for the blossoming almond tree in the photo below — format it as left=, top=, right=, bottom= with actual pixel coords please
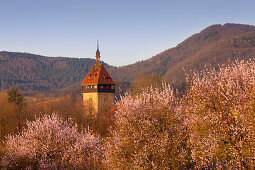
left=185, top=60, right=255, bottom=169
left=1, top=113, right=102, bottom=169
left=104, top=84, right=188, bottom=169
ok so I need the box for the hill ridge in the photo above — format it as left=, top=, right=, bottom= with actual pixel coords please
left=1, top=23, right=255, bottom=93
left=108, top=23, right=255, bottom=90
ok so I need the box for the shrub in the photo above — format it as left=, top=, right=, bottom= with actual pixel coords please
left=0, top=93, right=17, bottom=140
left=185, top=60, right=255, bottom=169
left=1, top=113, right=102, bottom=169
left=104, top=84, right=188, bottom=169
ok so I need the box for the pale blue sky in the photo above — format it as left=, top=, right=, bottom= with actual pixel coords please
left=0, top=0, right=255, bottom=66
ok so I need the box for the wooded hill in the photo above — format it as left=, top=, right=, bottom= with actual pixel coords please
left=1, top=23, right=255, bottom=93
left=0, top=52, right=111, bottom=93
left=109, top=23, right=255, bottom=90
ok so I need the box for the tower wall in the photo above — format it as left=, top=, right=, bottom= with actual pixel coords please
left=98, top=93, right=114, bottom=114
left=83, top=92, right=98, bottom=115
left=82, top=92, right=114, bottom=115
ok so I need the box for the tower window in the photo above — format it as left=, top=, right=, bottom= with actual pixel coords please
left=104, top=98, right=107, bottom=102
left=105, top=77, right=109, bottom=81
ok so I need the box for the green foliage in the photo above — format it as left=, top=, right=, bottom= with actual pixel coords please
left=7, top=88, right=24, bottom=107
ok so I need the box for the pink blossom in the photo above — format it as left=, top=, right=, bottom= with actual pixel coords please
left=185, top=60, right=255, bottom=169
left=1, top=113, right=102, bottom=169
left=104, top=84, right=188, bottom=169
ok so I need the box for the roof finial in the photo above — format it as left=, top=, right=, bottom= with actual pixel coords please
left=96, top=40, right=100, bottom=66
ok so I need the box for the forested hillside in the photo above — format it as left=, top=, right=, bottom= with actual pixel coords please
left=109, top=23, right=255, bottom=90
left=0, top=52, right=111, bottom=93
left=1, top=23, right=255, bottom=94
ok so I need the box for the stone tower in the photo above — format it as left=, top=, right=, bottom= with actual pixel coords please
left=81, top=43, right=115, bottom=115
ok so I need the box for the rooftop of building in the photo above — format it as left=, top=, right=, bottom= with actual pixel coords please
left=81, top=42, right=116, bottom=85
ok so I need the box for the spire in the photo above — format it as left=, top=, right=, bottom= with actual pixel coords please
left=95, top=40, right=100, bottom=68
left=96, top=40, right=100, bottom=61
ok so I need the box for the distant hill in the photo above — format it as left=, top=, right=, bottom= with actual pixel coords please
left=0, top=52, right=111, bottom=93
left=1, top=23, right=255, bottom=94
left=108, top=23, right=255, bottom=90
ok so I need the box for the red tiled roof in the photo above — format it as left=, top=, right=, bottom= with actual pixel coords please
left=81, top=63, right=116, bottom=85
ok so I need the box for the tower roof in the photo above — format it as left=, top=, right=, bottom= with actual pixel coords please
left=82, top=42, right=116, bottom=85
left=81, top=63, right=116, bottom=85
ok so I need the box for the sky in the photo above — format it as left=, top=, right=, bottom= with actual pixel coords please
left=0, top=0, right=255, bottom=66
